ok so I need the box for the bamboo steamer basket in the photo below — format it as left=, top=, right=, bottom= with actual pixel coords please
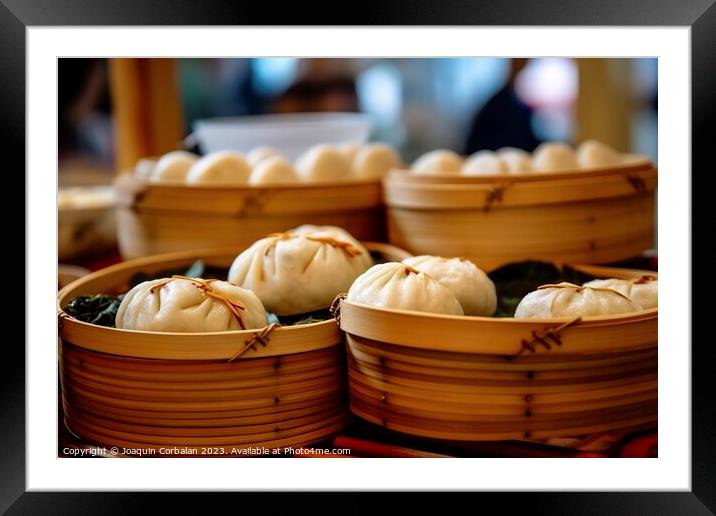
left=384, top=158, right=657, bottom=271
left=58, top=186, right=117, bottom=261
left=336, top=264, right=657, bottom=441
left=115, top=173, right=385, bottom=260
left=58, top=242, right=410, bottom=454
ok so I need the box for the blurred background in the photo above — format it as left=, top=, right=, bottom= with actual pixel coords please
left=58, top=57, right=657, bottom=185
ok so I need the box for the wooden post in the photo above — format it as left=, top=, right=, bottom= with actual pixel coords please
left=108, top=59, right=184, bottom=173
left=575, top=59, right=633, bottom=152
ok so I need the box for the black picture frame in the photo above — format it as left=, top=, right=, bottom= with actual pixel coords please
left=7, top=0, right=711, bottom=513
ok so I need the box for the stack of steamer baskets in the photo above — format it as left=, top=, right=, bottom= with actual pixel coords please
left=335, top=144, right=658, bottom=443
left=58, top=242, right=411, bottom=454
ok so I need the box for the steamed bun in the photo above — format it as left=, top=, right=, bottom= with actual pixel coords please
left=576, top=140, right=622, bottom=168
left=247, top=146, right=281, bottom=167
left=150, top=151, right=198, bottom=183
left=352, top=143, right=401, bottom=179
left=462, top=151, right=507, bottom=175
left=515, top=282, right=641, bottom=318
left=582, top=276, right=657, bottom=309
left=295, top=144, right=351, bottom=182
left=532, top=143, right=578, bottom=172
left=403, top=256, right=497, bottom=316
left=411, top=150, right=463, bottom=174
left=497, top=147, right=532, bottom=173
left=186, top=151, right=251, bottom=184
left=347, top=262, right=464, bottom=316
left=338, top=142, right=361, bottom=163
left=228, top=231, right=372, bottom=315
left=115, top=277, right=268, bottom=333
left=249, top=156, right=300, bottom=185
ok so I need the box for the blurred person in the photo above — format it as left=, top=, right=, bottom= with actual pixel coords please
left=58, top=59, right=113, bottom=163
left=464, top=58, right=542, bottom=154
left=274, top=59, right=359, bottom=113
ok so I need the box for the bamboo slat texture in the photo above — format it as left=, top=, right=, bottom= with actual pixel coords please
left=384, top=160, right=657, bottom=271
left=58, top=242, right=409, bottom=453
left=114, top=174, right=385, bottom=259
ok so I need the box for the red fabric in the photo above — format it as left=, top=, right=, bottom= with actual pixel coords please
left=618, top=433, right=658, bottom=458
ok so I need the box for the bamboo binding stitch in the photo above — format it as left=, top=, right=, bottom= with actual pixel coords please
left=58, top=311, right=71, bottom=331
left=483, top=183, right=512, bottom=212
left=626, top=174, right=648, bottom=193
left=512, top=317, right=582, bottom=358
left=329, top=293, right=348, bottom=327
left=227, top=322, right=281, bottom=362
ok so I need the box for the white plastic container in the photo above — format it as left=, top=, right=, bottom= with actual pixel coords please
left=193, top=113, right=372, bottom=160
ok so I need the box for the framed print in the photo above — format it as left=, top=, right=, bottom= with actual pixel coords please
left=7, top=0, right=712, bottom=512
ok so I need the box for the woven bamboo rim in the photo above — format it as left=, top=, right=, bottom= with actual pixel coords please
left=387, top=156, right=653, bottom=185
left=115, top=174, right=383, bottom=215
left=338, top=303, right=656, bottom=355
left=336, top=265, right=656, bottom=356
left=385, top=167, right=657, bottom=209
